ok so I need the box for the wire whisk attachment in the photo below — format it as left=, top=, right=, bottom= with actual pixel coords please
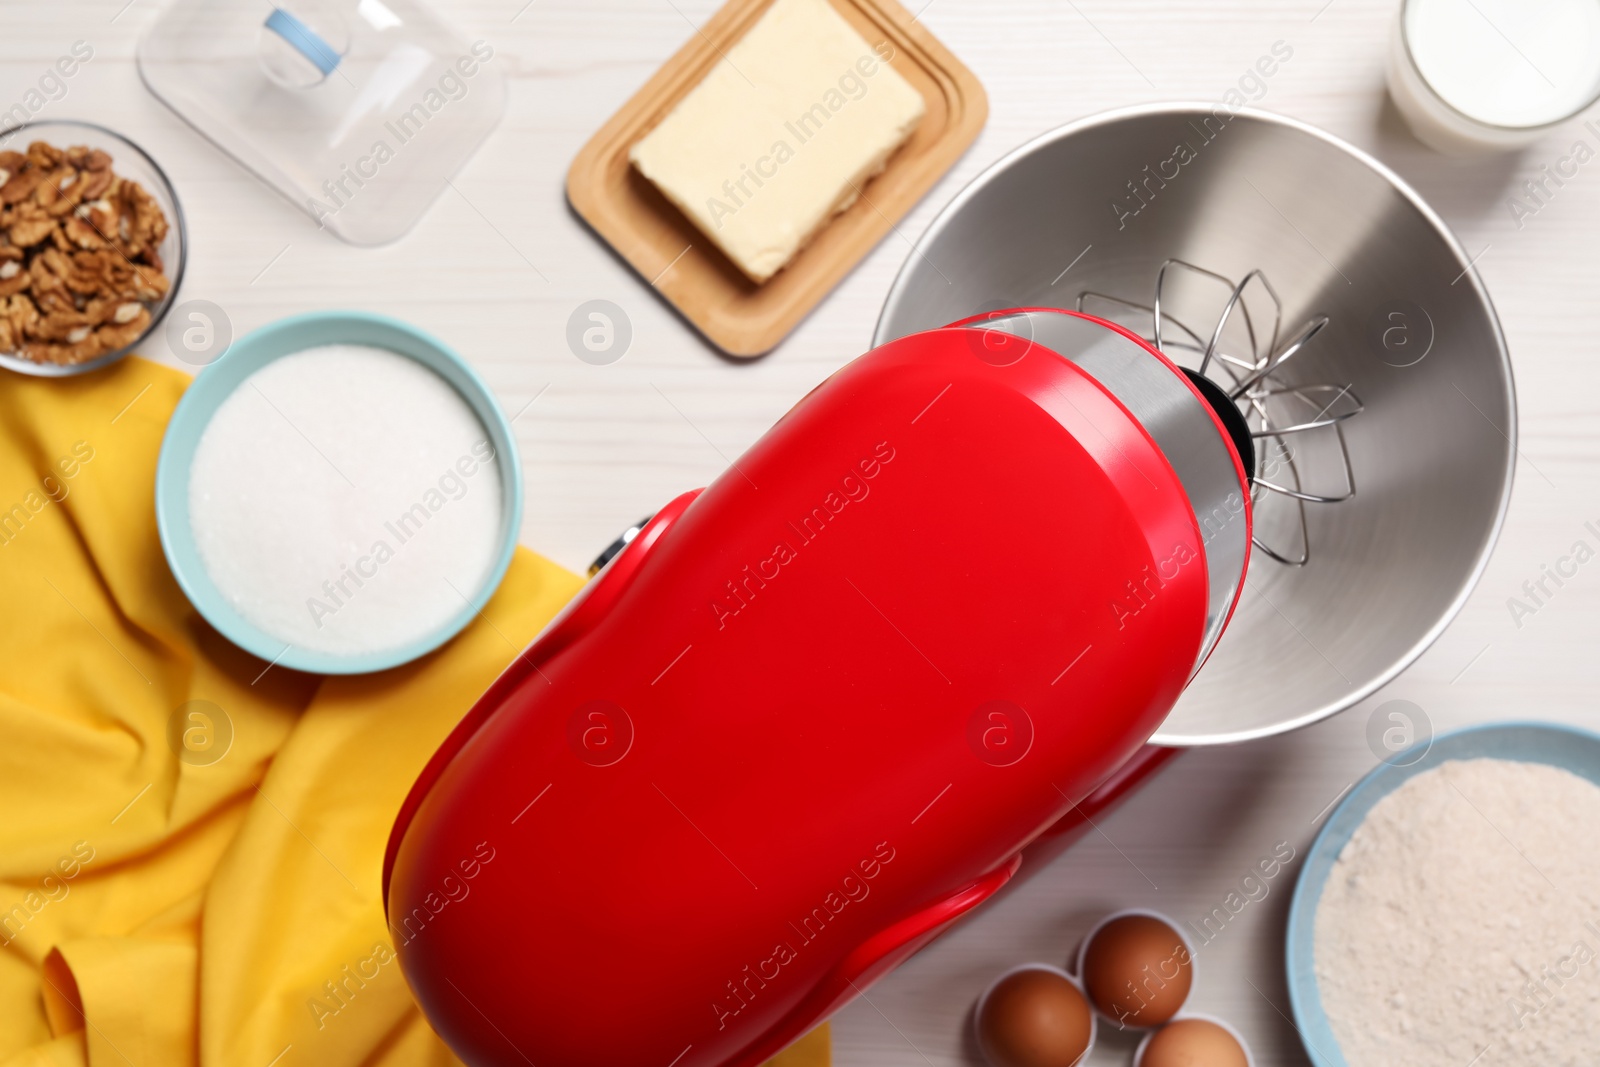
left=1078, top=259, right=1362, bottom=567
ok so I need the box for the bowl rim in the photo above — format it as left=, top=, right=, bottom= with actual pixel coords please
left=0, top=118, right=188, bottom=378
left=154, top=309, right=524, bottom=675
left=873, top=102, right=1518, bottom=746
left=1283, top=720, right=1600, bottom=1067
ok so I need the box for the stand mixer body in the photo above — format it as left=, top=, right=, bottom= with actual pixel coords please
left=386, top=104, right=1517, bottom=1067
left=384, top=311, right=1253, bottom=1067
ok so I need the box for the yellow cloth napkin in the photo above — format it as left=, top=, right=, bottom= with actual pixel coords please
left=0, top=356, right=829, bottom=1067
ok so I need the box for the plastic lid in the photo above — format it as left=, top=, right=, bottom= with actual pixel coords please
left=138, top=0, right=505, bottom=245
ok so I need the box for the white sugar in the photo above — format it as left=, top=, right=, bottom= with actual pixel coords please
left=188, top=344, right=505, bottom=660
left=1314, top=757, right=1600, bottom=1067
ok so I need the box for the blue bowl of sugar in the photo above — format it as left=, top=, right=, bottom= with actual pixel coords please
left=156, top=311, right=523, bottom=675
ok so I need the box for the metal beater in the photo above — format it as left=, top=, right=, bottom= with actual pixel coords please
left=1077, top=259, right=1363, bottom=567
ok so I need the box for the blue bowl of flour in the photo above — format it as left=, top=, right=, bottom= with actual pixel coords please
left=1285, top=721, right=1600, bottom=1067
left=155, top=311, right=523, bottom=675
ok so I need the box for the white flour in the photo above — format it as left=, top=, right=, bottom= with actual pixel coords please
left=1315, top=758, right=1600, bottom=1067
left=189, top=344, right=504, bottom=659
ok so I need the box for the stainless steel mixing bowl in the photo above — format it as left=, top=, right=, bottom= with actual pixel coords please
left=874, top=105, right=1515, bottom=745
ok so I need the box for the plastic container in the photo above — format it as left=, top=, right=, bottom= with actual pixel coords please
left=138, top=0, right=506, bottom=244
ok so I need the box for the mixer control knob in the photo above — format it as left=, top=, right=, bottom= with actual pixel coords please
left=588, top=514, right=656, bottom=577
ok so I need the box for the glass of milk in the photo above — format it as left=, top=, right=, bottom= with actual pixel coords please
left=1389, top=0, right=1600, bottom=153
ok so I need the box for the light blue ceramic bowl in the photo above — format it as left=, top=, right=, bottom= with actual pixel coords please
left=1286, top=721, right=1600, bottom=1066
left=155, top=311, right=523, bottom=675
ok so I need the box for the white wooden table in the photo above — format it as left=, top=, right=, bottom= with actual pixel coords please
left=6, top=1, right=1600, bottom=1064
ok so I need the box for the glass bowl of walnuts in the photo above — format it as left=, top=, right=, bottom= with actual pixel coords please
left=0, top=119, right=186, bottom=377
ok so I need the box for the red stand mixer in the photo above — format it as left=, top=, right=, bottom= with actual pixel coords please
left=385, top=107, right=1515, bottom=1067
left=384, top=306, right=1257, bottom=1066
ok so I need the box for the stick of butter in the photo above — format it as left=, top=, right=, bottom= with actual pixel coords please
left=630, top=0, right=926, bottom=283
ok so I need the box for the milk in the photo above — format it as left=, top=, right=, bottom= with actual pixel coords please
left=1389, top=0, right=1600, bottom=152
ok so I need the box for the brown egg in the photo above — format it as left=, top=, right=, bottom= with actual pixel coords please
left=1138, top=1018, right=1250, bottom=1067
left=1080, top=913, right=1193, bottom=1027
left=976, top=967, right=1094, bottom=1067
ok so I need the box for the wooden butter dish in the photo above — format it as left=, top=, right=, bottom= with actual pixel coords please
left=566, top=0, right=987, bottom=358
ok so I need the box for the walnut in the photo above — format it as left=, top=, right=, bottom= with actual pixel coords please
left=22, top=336, right=103, bottom=366
left=17, top=307, right=147, bottom=366
left=0, top=293, right=40, bottom=346
left=28, top=252, right=70, bottom=300
left=9, top=212, right=55, bottom=248
left=66, top=198, right=118, bottom=252
left=77, top=168, right=113, bottom=202
left=127, top=264, right=170, bottom=302
left=0, top=167, right=45, bottom=205
left=66, top=145, right=112, bottom=172
left=31, top=308, right=92, bottom=344
left=62, top=216, right=103, bottom=250
left=34, top=247, right=105, bottom=296
left=26, top=141, right=64, bottom=169
left=0, top=141, right=171, bottom=366
left=117, top=179, right=167, bottom=257
left=39, top=167, right=91, bottom=218
left=95, top=306, right=149, bottom=349
left=0, top=259, right=26, bottom=298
